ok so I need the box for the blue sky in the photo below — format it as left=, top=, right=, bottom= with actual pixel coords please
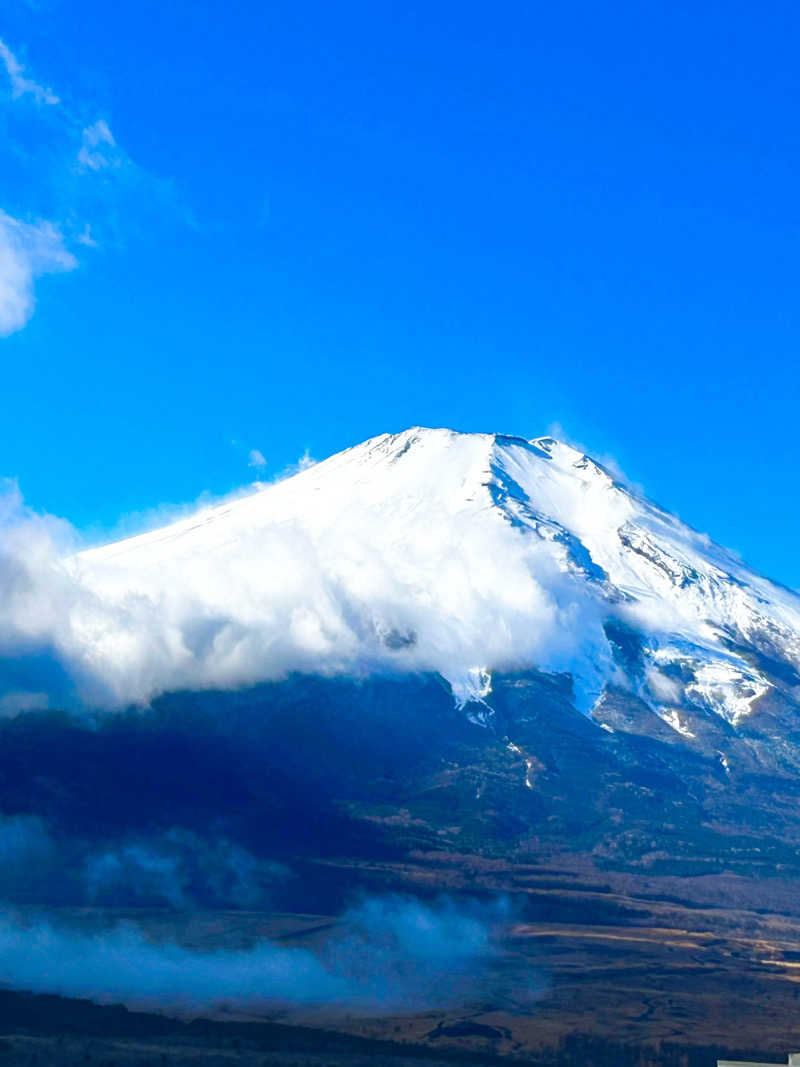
left=1, top=0, right=799, bottom=584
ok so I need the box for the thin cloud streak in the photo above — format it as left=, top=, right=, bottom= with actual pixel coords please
left=0, top=37, right=58, bottom=105
left=0, top=34, right=184, bottom=335
left=77, top=119, right=120, bottom=172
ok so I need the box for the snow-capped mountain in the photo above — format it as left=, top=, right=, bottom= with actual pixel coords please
left=60, top=427, right=800, bottom=749
left=7, top=426, right=800, bottom=907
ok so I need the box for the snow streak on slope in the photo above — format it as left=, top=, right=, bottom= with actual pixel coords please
left=2, top=428, right=800, bottom=730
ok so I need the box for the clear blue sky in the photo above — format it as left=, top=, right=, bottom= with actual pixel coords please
left=2, top=1, right=799, bottom=584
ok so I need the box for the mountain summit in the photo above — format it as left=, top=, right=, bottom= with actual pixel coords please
left=51, top=427, right=797, bottom=764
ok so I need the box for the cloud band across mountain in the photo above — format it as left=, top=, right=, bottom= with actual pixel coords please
left=0, top=429, right=798, bottom=730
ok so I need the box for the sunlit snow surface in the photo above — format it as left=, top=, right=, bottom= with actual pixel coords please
left=6, top=428, right=800, bottom=730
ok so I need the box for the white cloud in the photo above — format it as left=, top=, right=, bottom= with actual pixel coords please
left=296, top=448, right=316, bottom=472
left=0, top=436, right=614, bottom=711
left=0, top=38, right=58, bottom=106
left=0, top=41, right=99, bottom=336
left=77, top=118, right=120, bottom=172
left=75, top=223, right=98, bottom=248
left=0, top=36, right=178, bottom=337
left=274, top=448, right=316, bottom=479
left=0, top=211, right=77, bottom=336
left=246, top=447, right=315, bottom=479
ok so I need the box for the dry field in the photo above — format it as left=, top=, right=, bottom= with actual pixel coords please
left=6, top=859, right=800, bottom=1067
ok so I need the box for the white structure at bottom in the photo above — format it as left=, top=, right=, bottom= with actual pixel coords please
left=718, top=1055, right=800, bottom=1066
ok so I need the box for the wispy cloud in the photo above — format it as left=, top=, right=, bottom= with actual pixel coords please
left=295, top=448, right=316, bottom=472
left=0, top=37, right=58, bottom=106
left=76, top=118, right=120, bottom=172
left=0, top=210, right=76, bottom=336
left=248, top=448, right=267, bottom=471
left=546, top=420, right=643, bottom=494
left=0, top=35, right=183, bottom=336
left=275, top=448, right=316, bottom=479
left=75, top=223, right=98, bottom=248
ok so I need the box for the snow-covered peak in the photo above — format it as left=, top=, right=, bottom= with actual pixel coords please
left=6, top=427, right=800, bottom=736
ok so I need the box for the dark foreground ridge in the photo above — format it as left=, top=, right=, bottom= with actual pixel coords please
left=0, top=987, right=786, bottom=1067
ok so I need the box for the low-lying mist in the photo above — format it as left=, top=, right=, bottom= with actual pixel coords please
left=0, top=894, right=510, bottom=1013
left=0, top=694, right=528, bottom=1016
